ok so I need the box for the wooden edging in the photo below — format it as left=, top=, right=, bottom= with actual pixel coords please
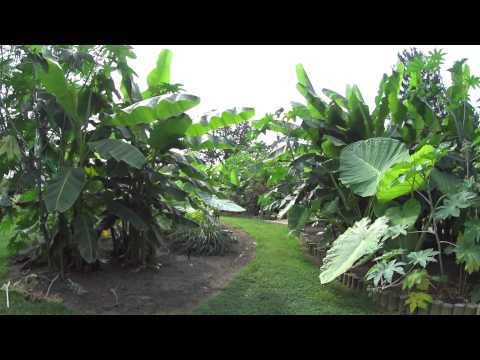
left=299, top=233, right=480, bottom=315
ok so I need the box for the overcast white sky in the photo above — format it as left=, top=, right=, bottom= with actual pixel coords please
left=128, top=45, right=480, bottom=141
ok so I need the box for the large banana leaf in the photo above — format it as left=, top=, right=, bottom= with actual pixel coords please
left=295, top=64, right=326, bottom=118
left=89, top=139, right=146, bottom=169
left=149, top=114, right=192, bottom=152
left=44, top=168, right=86, bottom=213
left=339, top=138, right=409, bottom=197
left=73, top=213, right=97, bottom=263
left=147, top=49, right=172, bottom=88
left=376, top=145, right=439, bottom=202
left=107, top=200, right=149, bottom=231
left=106, top=93, right=200, bottom=127
left=185, top=108, right=255, bottom=137
left=36, top=58, right=80, bottom=123
left=319, top=217, right=389, bottom=284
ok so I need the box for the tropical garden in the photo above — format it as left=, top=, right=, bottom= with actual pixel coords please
left=1, top=45, right=480, bottom=315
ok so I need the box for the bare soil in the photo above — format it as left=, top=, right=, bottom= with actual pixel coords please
left=9, top=227, right=256, bottom=315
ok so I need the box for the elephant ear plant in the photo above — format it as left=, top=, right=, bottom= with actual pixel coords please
left=256, top=49, right=480, bottom=311
left=0, top=45, right=250, bottom=277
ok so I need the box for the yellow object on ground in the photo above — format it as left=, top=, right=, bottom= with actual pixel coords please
left=100, top=229, right=111, bottom=239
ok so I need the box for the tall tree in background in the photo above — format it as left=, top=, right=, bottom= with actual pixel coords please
left=199, top=122, right=252, bottom=164
left=398, top=47, right=448, bottom=118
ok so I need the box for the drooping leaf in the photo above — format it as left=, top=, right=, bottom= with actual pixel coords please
left=198, top=192, right=246, bottom=212
left=319, top=217, right=390, bottom=284
left=89, top=139, right=146, bottom=169
left=73, top=213, right=97, bottom=264
left=44, top=168, right=86, bottom=213
left=277, top=196, right=297, bottom=220
left=107, top=200, right=149, bottom=231
left=107, top=93, right=200, bottom=126
left=339, top=138, right=409, bottom=197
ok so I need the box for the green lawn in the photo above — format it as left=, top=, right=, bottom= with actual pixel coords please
left=0, top=237, right=74, bottom=315
left=194, top=216, right=381, bottom=315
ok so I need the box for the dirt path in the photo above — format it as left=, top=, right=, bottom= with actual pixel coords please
left=10, top=227, right=256, bottom=315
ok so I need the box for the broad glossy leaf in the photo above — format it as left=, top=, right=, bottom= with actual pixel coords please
left=339, top=138, right=409, bottom=197
left=107, top=93, right=200, bottom=126
left=89, top=139, right=146, bottom=169
left=320, top=217, right=389, bottom=284
left=377, top=145, right=439, bottom=202
left=73, top=213, right=97, bottom=264
left=44, top=168, right=86, bottom=213
left=185, top=107, right=255, bottom=137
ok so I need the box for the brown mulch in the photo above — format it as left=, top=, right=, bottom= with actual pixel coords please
left=8, top=227, right=256, bottom=315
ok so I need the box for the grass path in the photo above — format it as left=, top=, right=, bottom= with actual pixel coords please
left=194, top=216, right=381, bottom=315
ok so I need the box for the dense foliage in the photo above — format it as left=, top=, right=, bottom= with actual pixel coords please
left=0, top=45, right=252, bottom=275
left=250, top=48, right=480, bottom=311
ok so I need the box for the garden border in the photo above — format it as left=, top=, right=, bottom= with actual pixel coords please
left=300, top=235, right=480, bottom=315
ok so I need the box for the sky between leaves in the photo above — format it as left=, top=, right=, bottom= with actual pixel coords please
left=128, top=45, right=480, bottom=143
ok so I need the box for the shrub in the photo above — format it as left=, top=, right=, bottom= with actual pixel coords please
left=169, top=218, right=237, bottom=256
